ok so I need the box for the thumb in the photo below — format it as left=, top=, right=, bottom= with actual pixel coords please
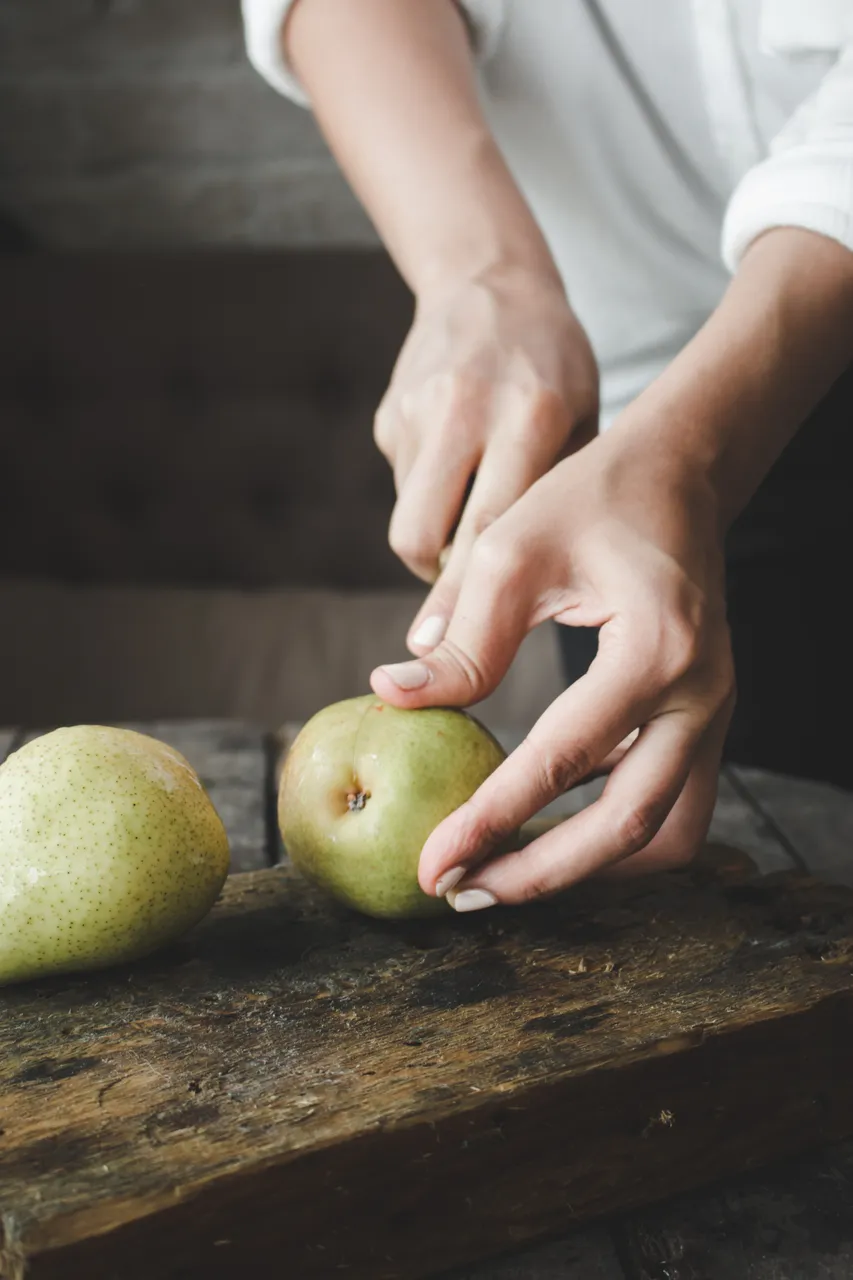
left=372, top=534, right=534, bottom=709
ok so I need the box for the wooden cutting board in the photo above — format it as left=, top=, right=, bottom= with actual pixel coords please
left=2, top=841, right=853, bottom=1280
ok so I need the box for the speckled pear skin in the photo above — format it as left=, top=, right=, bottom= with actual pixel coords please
left=0, top=726, right=231, bottom=986
left=278, top=696, right=507, bottom=919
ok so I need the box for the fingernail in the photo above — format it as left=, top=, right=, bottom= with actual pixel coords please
left=447, top=888, right=498, bottom=913
left=380, top=661, right=432, bottom=691
left=435, top=865, right=466, bottom=897
left=411, top=615, right=447, bottom=650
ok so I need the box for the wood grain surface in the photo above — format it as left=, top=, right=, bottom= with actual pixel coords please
left=2, top=727, right=853, bottom=1280
left=2, top=847, right=853, bottom=1279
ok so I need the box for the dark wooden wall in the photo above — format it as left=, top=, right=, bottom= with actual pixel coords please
left=0, top=250, right=415, bottom=590
left=0, top=3, right=418, bottom=591
left=0, top=0, right=374, bottom=250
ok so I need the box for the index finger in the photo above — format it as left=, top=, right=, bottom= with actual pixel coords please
left=418, top=626, right=667, bottom=893
left=389, top=429, right=479, bottom=584
left=408, top=398, right=571, bottom=646
left=444, top=709, right=703, bottom=905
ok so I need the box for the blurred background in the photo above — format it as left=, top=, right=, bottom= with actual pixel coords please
left=0, top=0, right=563, bottom=734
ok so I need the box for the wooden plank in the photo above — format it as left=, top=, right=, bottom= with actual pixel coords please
left=21, top=721, right=268, bottom=873
left=3, top=853, right=853, bottom=1280
left=730, top=767, right=853, bottom=885
left=439, top=758, right=793, bottom=1280
left=617, top=1139, right=853, bottom=1279
left=444, top=1229, right=626, bottom=1279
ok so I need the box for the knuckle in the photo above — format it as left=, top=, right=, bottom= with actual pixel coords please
left=414, top=370, right=482, bottom=428
left=526, top=384, right=566, bottom=431
left=372, top=403, right=395, bottom=456
left=469, top=507, right=501, bottom=539
left=465, top=801, right=512, bottom=852
left=499, top=383, right=567, bottom=445
left=616, top=801, right=667, bottom=856
left=470, top=527, right=527, bottom=587
left=659, top=616, right=703, bottom=685
left=519, top=873, right=558, bottom=904
left=523, top=736, right=596, bottom=800
left=446, top=371, right=487, bottom=418
left=438, top=638, right=488, bottom=698
left=680, top=627, right=737, bottom=717
left=388, top=521, right=438, bottom=576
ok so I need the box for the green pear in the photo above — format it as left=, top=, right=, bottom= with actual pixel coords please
left=0, top=726, right=230, bottom=986
left=278, top=695, right=507, bottom=919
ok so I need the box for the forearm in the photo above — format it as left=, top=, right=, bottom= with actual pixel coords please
left=611, top=228, right=853, bottom=528
left=285, top=0, right=560, bottom=298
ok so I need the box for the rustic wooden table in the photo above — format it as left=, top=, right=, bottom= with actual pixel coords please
left=2, top=721, right=852, bottom=1280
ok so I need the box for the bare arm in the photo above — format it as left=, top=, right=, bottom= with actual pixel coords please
left=285, top=0, right=597, bottom=589
left=286, top=0, right=559, bottom=295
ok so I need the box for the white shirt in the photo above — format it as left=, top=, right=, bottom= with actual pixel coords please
left=243, top=0, right=853, bottom=424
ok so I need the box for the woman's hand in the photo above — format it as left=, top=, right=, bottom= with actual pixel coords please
left=370, top=228, right=853, bottom=909
left=372, top=421, right=735, bottom=908
left=286, top=0, right=598, bottom=628
left=375, top=267, right=598, bottom=617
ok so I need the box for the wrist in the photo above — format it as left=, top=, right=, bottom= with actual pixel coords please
left=415, top=261, right=568, bottom=318
left=407, top=135, right=564, bottom=305
left=595, top=399, right=729, bottom=570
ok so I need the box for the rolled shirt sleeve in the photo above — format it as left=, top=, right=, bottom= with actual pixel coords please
left=242, top=0, right=308, bottom=105
left=722, top=16, right=853, bottom=269
left=241, top=0, right=508, bottom=107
